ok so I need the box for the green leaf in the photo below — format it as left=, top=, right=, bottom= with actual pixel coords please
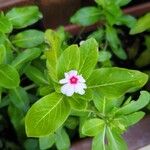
left=45, top=29, right=62, bottom=82
left=11, top=30, right=44, bottom=48
left=88, top=68, right=148, bottom=99
left=55, top=128, right=70, bottom=150
left=130, top=13, right=150, bottom=34
left=0, top=32, right=7, bottom=45
left=11, top=48, right=41, bottom=70
left=24, top=139, right=39, bottom=150
left=0, top=16, right=12, bottom=33
left=25, top=65, right=48, bottom=86
left=57, top=45, right=80, bottom=79
left=115, top=0, right=131, bottom=6
left=9, top=87, right=29, bottom=113
left=117, top=15, right=136, bottom=29
left=25, top=92, right=71, bottom=137
left=6, top=6, right=42, bottom=29
left=68, top=96, right=87, bottom=111
left=0, top=64, right=20, bottom=89
left=87, top=28, right=104, bottom=43
left=38, top=85, right=54, bottom=96
left=135, top=49, right=150, bottom=67
left=70, top=7, right=102, bottom=26
left=0, top=44, right=6, bottom=64
left=106, top=26, right=127, bottom=60
left=92, top=128, right=106, bottom=150
left=118, top=111, right=145, bottom=127
left=79, top=38, right=98, bottom=79
left=98, top=51, right=111, bottom=62
left=105, top=3, right=122, bottom=26
left=39, top=134, right=55, bottom=150
left=8, top=105, right=25, bottom=139
left=106, top=128, right=128, bottom=150
left=64, top=117, right=79, bottom=129
left=82, top=118, right=105, bottom=136
left=116, top=91, right=150, bottom=115
left=93, top=92, right=122, bottom=114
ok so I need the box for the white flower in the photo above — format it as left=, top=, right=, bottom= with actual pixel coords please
left=59, top=70, right=87, bottom=97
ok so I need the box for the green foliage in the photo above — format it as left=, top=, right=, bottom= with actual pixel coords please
left=11, top=30, right=44, bottom=48
left=0, top=4, right=150, bottom=150
left=130, top=13, right=150, bottom=34
left=0, top=64, right=20, bottom=89
left=6, top=6, right=42, bottom=29
left=88, top=67, right=148, bottom=99
left=81, top=91, right=150, bottom=150
left=71, top=0, right=136, bottom=59
left=70, top=7, right=102, bottom=26
left=25, top=93, right=71, bottom=137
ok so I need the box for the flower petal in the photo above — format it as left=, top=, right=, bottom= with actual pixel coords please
left=74, top=83, right=86, bottom=95
left=61, top=84, right=74, bottom=96
left=80, top=83, right=87, bottom=89
left=68, top=70, right=77, bottom=77
left=59, top=78, right=68, bottom=84
left=78, top=75, right=86, bottom=83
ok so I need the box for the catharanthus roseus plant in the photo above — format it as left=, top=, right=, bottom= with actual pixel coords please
left=0, top=4, right=150, bottom=150
left=25, top=29, right=150, bottom=149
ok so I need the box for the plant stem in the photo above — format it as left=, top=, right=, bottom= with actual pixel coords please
left=24, top=84, right=37, bottom=91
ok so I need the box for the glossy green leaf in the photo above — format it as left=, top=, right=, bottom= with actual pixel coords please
left=92, top=128, right=106, bottom=150
left=114, top=0, right=132, bottom=6
left=45, top=29, right=62, bottom=82
left=11, top=48, right=41, bottom=70
left=106, top=25, right=127, bottom=60
left=6, top=6, right=42, bottom=29
left=55, top=128, right=70, bottom=150
left=0, top=16, right=12, bottom=33
left=57, top=45, right=80, bottom=79
left=39, top=134, right=55, bottom=150
left=79, top=38, right=98, bottom=79
left=25, top=65, right=48, bottom=86
left=98, top=51, right=111, bottom=62
left=82, top=118, right=105, bottom=136
left=107, top=128, right=128, bottom=150
left=9, top=87, right=29, bottom=113
left=70, top=7, right=101, bottom=26
left=64, top=117, right=79, bottom=129
left=38, top=85, right=54, bottom=96
left=68, top=96, right=87, bottom=111
left=117, top=15, right=136, bottom=29
left=116, top=91, right=150, bottom=115
left=87, top=28, right=104, bottom=43
left=88, top=68, right=148, bottom=99
left=93, top=92, right=121, bottom=114
left=11, top=30, right=44, bottom=48
left=0, top=44, right=6, bottom=64
left=0, top=64, right=20, bottom=89
left=130, top=13, right=150, bottom=34
left=105, top=3, right=122, bottom=26
left=25, top=92, right=71, bottom=137
left=118, top=111, right=145, bottom=127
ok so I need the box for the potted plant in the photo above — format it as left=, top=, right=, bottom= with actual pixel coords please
left=0, top=2, right=150, bottom=150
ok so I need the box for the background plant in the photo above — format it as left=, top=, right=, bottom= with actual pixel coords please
left=70, top=0, right=137, bottom=60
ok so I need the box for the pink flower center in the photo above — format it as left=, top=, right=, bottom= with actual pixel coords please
left=70, top=76, right=78, bottom=84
